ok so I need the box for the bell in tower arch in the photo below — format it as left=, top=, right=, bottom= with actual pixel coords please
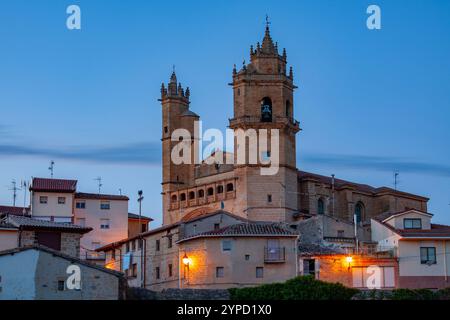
left=260, top=97, right=273, bottom=122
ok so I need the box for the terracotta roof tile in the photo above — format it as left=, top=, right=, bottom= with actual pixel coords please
left=0, top=205, right=30, bottom=216
left=30, top=178, right=77, bottom=193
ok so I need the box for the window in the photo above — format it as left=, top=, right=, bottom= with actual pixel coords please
left=285, top=100, right=291, bottom=118
left=226, top=183, right=234, bottom=192
left=138, top=239, right=143, bottom=249
left=111, top=250, right=116, bottom=260
left=245, top=254, right=250, bottom=261
left=100, top=219, right=110, bottom=229
left=404, top=218, right=422, bottom=229
left=141, top=223, right=147, bottom=233
left=57, top=280, right=65, bottom=291
left=180, top=193, right=186, bottom=201
left=171, top=195, right=177, bottom=203
left=100, top=201, right=110, bottom=210
left=155, top=267, right=160, bottom=280
left=267, top=194, right=272, bottom=203
left=76, top=218, right=86, bottom=227
left=216, top=267, right=224, bottom=278
left=260, top=97, right=272, bottom=122
left=76, top=201, right=86, bottom=209
left=198, top=189, right=205, bottom=198
left=189, top=191, right=195, bottom=200
left=256, top=267, right=264, bottom=278
left=167, top=235, right=173, bottom=248
left=317, top=198, right=325, bottom=215
left=217, top=185, right=224, bottom=194
left=164, top=126, right=168, bottom=134
left=125, top=242, right=130, bottom=253
left=131, top=240, right=136, bottom=251
left=39, top=196, right=48, bottom=204
left=222, top=240, right=232, bottom=251
left=207, top=187, right=214, bottom=196
left=303, top=259, right=315, bottom=275
left=261, top=151, right=271, bottom=162
left=156, top=239, right=160, bottom=251
left=214, top=223, right=220, bottom=230
left=354, top=202, right=364, bottom=223
left=420, top=247, right=437, bottom=264
left=131, top=263, right=138, bottom=277
left=168, top=264, right=173, bottom=277
left=58, top=197, right=66, bottom=204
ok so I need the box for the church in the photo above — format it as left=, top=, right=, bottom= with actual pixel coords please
left=98, top=24, right=450, bottom=291
left=160, top=23, right=428, bottom=232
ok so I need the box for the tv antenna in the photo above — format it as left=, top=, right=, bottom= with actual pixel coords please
left=9, top=180, right=21, bottom=207
left=393, top=172, right=399, bottom=190
left=94, top=177, right=103, bottom=194
left=21, top=180, right=29, bottom=208
left=48, top=160, right=55, bottom=178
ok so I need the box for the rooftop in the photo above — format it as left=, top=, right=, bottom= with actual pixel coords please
left=7, top=215, right=92, bottom=234
left=0, top=245, right=123, bottom=277
left=298, top=171, right=429, bottom=201
left=128, top=212, right=153, bottom=221
left=0, top=205, right=30, bottom=216
left=75, top=192, right=129, bottom=201
left=30, top=177, right=77, bottom=193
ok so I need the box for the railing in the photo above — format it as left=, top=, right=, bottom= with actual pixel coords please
left=343, top=246, right=397, bottom=258
left=264, top=247, right=286, bottom=263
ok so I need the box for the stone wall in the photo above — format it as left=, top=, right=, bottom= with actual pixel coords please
left=127, top=287, right=230, bottom=300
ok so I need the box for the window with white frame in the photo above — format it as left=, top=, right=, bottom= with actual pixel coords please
left=100, top=201, right=110, bottom=210
left=100, top=219, right=110, bottom=229
left=76, top=201, right=86, bottom=209
left=58, top=197, right=66, bottom=204
left=420, top=247, right=436, bottom=264
left=39, top=196, right=48, bottom=204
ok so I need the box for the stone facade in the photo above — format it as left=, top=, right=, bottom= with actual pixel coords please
left=159, top=24, right=429, bottom=230
left=19, top=230, right=82, bottom=257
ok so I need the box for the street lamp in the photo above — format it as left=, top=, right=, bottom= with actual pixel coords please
left=182, top=253, right=190, bottom=267
left=345, top=256, right=353, bottom=270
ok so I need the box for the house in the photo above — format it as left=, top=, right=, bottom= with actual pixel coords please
left=0, top=205, right=30, bottom=218
left=0, top=246, right=125, bottom=300
left=25, top=177, right=130, bottom=261
left=97, top=210, right=299, bottom=290
left=0, top=214, right=92, bottom=257
left=298, top=243, right=398, bottom=289
left=73, top=192, right=129, bottom=262
left=371, top=209, right=450, bottom=289
left=128, top=212, right=153, bottom=238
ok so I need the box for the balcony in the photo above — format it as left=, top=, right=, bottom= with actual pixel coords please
left=264, top=247, right=286, bottom=263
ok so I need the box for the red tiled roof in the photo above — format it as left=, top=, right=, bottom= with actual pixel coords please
left=75, top=192, right=129, bottom=201
left=177, top=222, right=298, bottom=243
left=0, top=205, right=30, bottom=216
left=298, top=171, right=429, bottom=201
left=30, top=178, right=77, bottom=193
left=372, top=210, right=450, bottom=239
left=181, top=209, right=248, bottom=223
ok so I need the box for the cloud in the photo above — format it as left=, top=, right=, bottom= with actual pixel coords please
left=301, top=153, right=450, bottom=177
left=0, top=142, right=161, bottom=166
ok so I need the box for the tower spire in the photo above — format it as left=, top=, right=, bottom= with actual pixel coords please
left=261, top=15, right=276, bottom=55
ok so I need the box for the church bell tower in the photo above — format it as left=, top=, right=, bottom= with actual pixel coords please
left=229, top=22, right=300, bottom=222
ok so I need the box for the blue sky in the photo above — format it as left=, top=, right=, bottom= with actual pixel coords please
left=0, top=0, right=449, bottom=226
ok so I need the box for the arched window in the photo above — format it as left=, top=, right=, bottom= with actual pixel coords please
left=188, top=191, right=195, bottom=200
left=207, top=187, right=214, bottom=196
left=198, top=189, right=204, bottom=198
left=226, top=183, right=234, bottom=192
left=260, top=97, right=272, bottom=122
left=171, top=195, right=177, bottom=203
left=317, top=198, right=325, bottom=215
left=285, top=100, right=291, bottom=118
left=355, top=202, right=364, bottom=223
left=217, top=185, right=224, bottom=194
left=180, top=193, right=186, bottom=201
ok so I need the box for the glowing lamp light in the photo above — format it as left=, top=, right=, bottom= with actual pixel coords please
left=182, top=253, right=190, bottom=266
left=345, top=256, right=353, bottom=264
